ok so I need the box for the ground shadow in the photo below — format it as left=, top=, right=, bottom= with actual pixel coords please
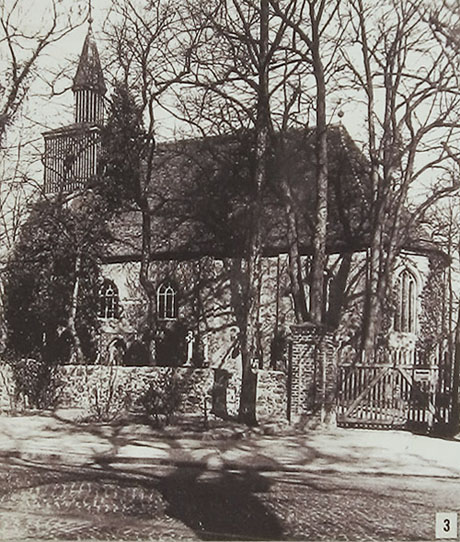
left=157, top=466, right=284, bottom=540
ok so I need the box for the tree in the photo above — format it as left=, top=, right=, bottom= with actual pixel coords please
left=428, top=194, right=460, bottom=431
left=3, top=194, right=108, bottom=364
left=101, top=0, right=193, bottom=363
left=341, top=0, right=460, bottom=358
left=0, top=0, right=83, bottom=142
left=268, top=0, right=344, bottom=325
left=0, top=1, right=86, bottom=350
left=97, top=82, right=157, bottom=353
left=178, top=0, right=356, bottom=419
left=177, top=0, right=292, bottom=424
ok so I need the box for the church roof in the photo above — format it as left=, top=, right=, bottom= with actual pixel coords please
left=100, top=125, right=445, bottom=263
left=105, top=126, right=376, bottom=261
left=72, top=28, right=107, bottom=94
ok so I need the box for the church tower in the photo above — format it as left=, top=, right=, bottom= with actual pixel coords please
left=72, top=22, right=106, bottom=124
left=43, top=18, right=106, bottom=194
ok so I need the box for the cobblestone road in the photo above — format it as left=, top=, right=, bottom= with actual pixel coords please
left=0, top=462, right=457, bottom=541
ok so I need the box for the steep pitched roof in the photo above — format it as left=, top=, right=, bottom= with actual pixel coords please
left=105, top=126, right=375, bottom=261
left=72, top=28, right=107, bottom=94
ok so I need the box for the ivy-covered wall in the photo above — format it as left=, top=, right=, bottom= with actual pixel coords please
left=417, top=254, right=447, bottom=355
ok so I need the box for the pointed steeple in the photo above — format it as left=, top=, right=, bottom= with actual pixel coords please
left=73, top=27, right=106, bottom=95
left=72, top=15, right=106, bottom=124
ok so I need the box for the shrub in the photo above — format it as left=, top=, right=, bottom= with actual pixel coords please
left=139, top=369, right=192, bottom=427
left=88, top=366, right=133, bottom=422
left=9, top=358, right=62, bottom=410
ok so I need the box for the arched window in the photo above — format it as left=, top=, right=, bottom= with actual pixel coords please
left=98, top=280, right=119, bottom=319
left=157, top=282, right=178, bottom=320
left=395, top=269, right=417, bottom=333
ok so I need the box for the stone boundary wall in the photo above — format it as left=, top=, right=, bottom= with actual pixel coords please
left=226, top=370, right=287, bottom=421
left=57, top=366, right=215, bottom=418
left=0, top=365, right=15, bottom=411
left=55, top=366, right=288, bottom=422
left=0, top=363, right=288, bottom=422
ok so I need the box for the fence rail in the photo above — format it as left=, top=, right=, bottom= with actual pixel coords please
left=337, top=349, right=452, bottom=430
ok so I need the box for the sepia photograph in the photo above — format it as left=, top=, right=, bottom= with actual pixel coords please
left=0, top=0, right=460, bottom=540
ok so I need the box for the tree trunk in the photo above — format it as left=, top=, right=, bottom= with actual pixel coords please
left=361, top=241, right=391, bottom=361
left=326, top=253, right=352, bottom=328
left=361, top=233, right=383, bottom=360
left=451, top=317, right=460, bottom=434
left=309, top=29, right=328, bottom=325
left=237, top=0, right=270, bottom=425
left=68, top=248, right=84, bottom=364
left=278, top=151, right=308, bottom=323
left=139, top=196, right=156, bottom=364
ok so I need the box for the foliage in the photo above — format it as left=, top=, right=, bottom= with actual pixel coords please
left=3, top=195, right=108, bottom=364
left=88, top=366, right=134, bottom=422
left=95, top=83, right=147, bottom=210
left=139, top=370, right=193, bottom=427
left=95, top=82, right=158, bottom=362
left=8, top=358, right=63, bottom=410
left=417, top=256, right=449, bottom=356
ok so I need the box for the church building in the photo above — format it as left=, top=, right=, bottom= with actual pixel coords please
left=42, top=24, right=449, bottom=387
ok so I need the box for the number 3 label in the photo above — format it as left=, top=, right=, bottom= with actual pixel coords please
left=436, top=513, right=458, bottom=539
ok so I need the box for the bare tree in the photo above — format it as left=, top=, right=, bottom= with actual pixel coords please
left=269, top=0, right=344, bottom=325
left=102, top=0, right=194, bottom=361
left=0, top=0, right=83, bottom=142
left=342, top=0, right=460, bottom=358
left=176, top=0, right=312, bottom=423
left=174, top=0, right=352, bottom=420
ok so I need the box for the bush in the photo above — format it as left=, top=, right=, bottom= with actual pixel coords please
left=9, top=358, right=62, bottom=410
left=139, top=369, right=192, bottom=427
left=88, top=366, right=133, bottom=422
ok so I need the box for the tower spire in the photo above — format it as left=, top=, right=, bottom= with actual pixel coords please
left=72, top=10, right=106, bottom=124
left=88, top=0, right=93, bottom=30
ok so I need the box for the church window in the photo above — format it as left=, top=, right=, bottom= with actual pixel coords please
left=98, top=280, right=119, bottom=319
left=157, top=282, right=178, bottom=320
left=394, top=269, right=417, bottom=333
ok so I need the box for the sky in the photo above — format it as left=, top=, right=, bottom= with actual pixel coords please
left=1, top=0, right=459, bottom=217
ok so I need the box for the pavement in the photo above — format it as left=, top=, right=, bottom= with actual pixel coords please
left=0, top=410, right=459, bottom=478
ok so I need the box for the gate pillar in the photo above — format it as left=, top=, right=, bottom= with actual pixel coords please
left=289, top=324, right=336, bottom=425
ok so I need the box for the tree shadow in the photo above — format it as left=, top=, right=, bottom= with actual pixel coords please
left=157, top=466, right=284, bottom=540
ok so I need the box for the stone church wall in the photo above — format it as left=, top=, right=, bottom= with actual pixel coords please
left=97, top=249, right=445, bottom=376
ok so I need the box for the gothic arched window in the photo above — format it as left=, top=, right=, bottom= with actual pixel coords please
left=394, top=269, right=417, bottom=333
left=98, top=280, right=119, bottom=319
left=157, top=282, right=178, bottom=320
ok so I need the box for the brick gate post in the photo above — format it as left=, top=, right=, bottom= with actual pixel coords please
left=288, top=324, right=337, bottom=425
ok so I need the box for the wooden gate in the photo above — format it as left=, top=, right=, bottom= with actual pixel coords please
left=337, top=356, right=452, bottom=430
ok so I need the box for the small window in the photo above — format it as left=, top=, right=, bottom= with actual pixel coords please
left=394, top=269, right=417, bottom=333
left=157, top=282, right=178, bottom=320
left=98, top=279, right=119, bottom=319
